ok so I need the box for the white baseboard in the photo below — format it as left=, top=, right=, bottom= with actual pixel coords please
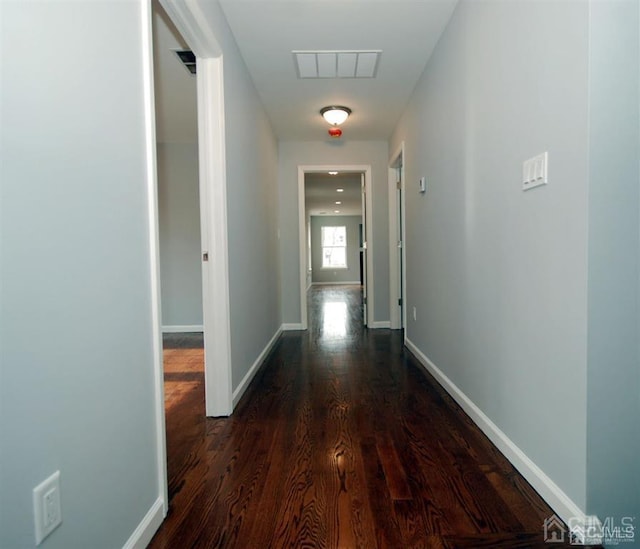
left=404, top=337, right=590, bottom=534
left=232, top=327, right=282, bottom=408
left=311, top=281, right=362, bottom=286
left=122, top=497, right=165, bottom=549
left=281, top=323, right=304, bottom=331
left=162, top=324, right=203, bottom=333
left=369, top=321, right=391, bottom=329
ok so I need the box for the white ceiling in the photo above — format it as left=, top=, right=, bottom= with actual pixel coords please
left=218, top=0, right=458, bottom=141
left=152, top=1, right=458, bottom=206
left=153, top=0, right=458, bottom=141
left=305, top=173, right=362, bottom=216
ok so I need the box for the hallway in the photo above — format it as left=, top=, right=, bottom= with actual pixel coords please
left=150, top=286, right=584, bottom=548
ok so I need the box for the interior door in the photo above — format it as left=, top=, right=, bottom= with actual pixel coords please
left=361, top=173, right=368, bottom=326
left=397, top=164, right=404, bottom=328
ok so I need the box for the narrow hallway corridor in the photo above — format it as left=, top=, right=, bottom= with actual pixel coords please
left=151, top=286, right=588, bottom=548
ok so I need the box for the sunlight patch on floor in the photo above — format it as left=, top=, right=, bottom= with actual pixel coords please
left=322, top=301, right=348, bottom=338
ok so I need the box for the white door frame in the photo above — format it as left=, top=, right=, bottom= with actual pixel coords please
left=298, top=165, right=374, bottom=329
left=360, top=173, right=368, bottom=325
left=388, top=142, right=406, bottom=331
left=142, top=0, right=168, bottom=515
left=159, top=0, right=233, bottom=418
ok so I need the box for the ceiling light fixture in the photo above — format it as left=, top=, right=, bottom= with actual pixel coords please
left=335, top=201, right=342, bottom=205
left=328, top=171, right=338, bottom=175
left=320, top=106, right=351, bottom=126
left=336, top=188, right=344, bottom=192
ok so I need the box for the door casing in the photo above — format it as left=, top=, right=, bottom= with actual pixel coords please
left=389, top=142, right=406, bottom=331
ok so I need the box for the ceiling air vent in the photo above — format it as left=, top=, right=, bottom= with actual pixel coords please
left=173, top=49, right=196, bottom=75
left=293, top=50, right=381, bottom=79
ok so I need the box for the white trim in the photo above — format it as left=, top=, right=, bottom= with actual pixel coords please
left=298, top=165, right=374, bottom=330
left=404, top=337, right=589, bottom=528
left=282, top=323, right=305, bottom=331
left=141, top=0, right=168, bottom=517
left=232, top=327, right=282, bottom=408
left=297, top=167, right=308, bottom=330
left=121, top=497, right=165, bottom=549
left=312, top=280, right=361, bottom=285
left=158, top=0, right=221, bottom=58
left=162, top=324, right=204, bottom=333
left=370, top=321, right=391, bottom=329
left=388, top=142, right=406, bottom=330
left=363, top=171, right=374, bottom=328
left=306, top=268, right=312, bottom=293
left=197, top=56, right=233, bottom=417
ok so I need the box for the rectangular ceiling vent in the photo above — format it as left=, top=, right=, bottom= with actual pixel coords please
left=173, top=49, right=196, bottom=75
left=293, top=50, right=381, bottom=79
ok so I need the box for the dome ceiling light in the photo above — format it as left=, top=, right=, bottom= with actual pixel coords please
left=321, top=106, right=351, bottom=126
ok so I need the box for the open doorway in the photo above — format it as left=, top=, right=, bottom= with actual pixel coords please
left=389, top=143, right=406, bottom=331
left=156, top=0, right=234, bottom=418
left=298, top=165, right=374, bottom=330
left=153, top=2, right=202, bottom=336
left=152, top=0, right=205, bottom=507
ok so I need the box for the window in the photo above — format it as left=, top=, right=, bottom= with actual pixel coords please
left=321, top=226, right=347, bottom=268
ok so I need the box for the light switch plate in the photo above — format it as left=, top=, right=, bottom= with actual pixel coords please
left=523, top=152, right=548, bottom=191
left=419, top=177, right=426, bottom=193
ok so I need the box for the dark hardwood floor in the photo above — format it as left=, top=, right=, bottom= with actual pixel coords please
left=151, top=285, right=594, bottom=548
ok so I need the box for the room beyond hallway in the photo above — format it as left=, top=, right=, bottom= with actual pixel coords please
left=162, top=332, right=205, bottom=501
left=150, top=288, right=596, bottom=548
left=307, top=284, right=364, bottom=342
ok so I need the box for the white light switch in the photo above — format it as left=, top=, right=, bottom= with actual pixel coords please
left=523, top=152, right=548, bottom=191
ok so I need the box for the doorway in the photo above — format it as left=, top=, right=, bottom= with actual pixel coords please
left=152, top=1, right=206, bottom=508
left=389, top=143, right=406, bottom=331
left=158, top=0, right=233, bottom=418
left=305, top=172, right=364, bottom=326
left=298, top=165, right=374, bottom=330
left=153, top=3, right=203, bottom=337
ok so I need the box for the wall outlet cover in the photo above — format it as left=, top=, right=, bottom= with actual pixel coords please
left=33, top=471, right=62, bottom=545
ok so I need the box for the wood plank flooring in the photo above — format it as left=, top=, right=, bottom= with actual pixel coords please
left=151, top=286, right=596, bottom=548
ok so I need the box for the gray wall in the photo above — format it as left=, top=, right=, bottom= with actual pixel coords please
left=196, top=1, right=281, bottom=389
left=1, top=1, right=161, bottom=547
left=586, top=0, right=639, bottom=527
left=391, top=0, right=640, bottom=527
left=311, top=216, right=362, bottom=284
left=278, top=140, right=389, bottom=325
left=157, top=143, right=203, bottom=328
left=391, top=0, right=590, bottom=508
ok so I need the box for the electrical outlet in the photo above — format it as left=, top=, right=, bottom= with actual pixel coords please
left=33, top=471, right=62, bottom=545
left=412, top=306, right=417, bottom=321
